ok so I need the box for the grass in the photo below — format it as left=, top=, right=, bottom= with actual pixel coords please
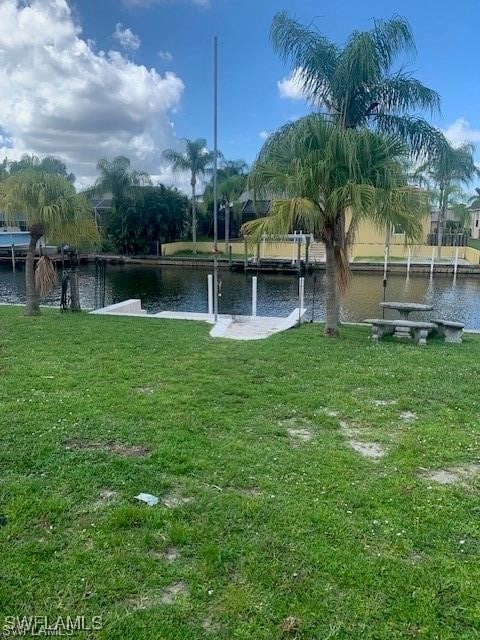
left=467, top=238, right=480, bottom=251
left=1, top=307, right=480, bottom=639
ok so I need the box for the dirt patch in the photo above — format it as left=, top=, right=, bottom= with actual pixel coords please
left=92, top=489, right=118, bottom=510
left=162, top=494, right=194, bottom=508
left=348, top=440, right=385, bottom=459
left=129, top=582, right=189, bottom=610
left=421, top=464, right=480, bottom=487
left=164, top=547, right=180, bottom=563
left=236, top=487, right=263, bottom=498
left=280, top=616, right=301, bottom=634
left=373, top=399, right=397, bottom=407
left=133, top=386, right=155, bottom=394
left=287, top=428, right=313, bottom=443
left=202, top=618, right=222, bottom=634
left=64, top=438, right=150, bottom=457
left=161, top=582, right=189, bottom=604
left=400, top=411, right=417, bottom=421
left=340, top=421, right=386, bottom=460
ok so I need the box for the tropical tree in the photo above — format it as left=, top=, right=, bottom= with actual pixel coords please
left=469, top=187, right=480, bottom=210
left=104, top=185, right=189, bottom=254
left=415, top=142, right=478, bottom=249
left=162, top=139, right=215, bottom=254
left=9, top=154, right=75, bottom=182
left=203, top=159, right=248, bottom=242
left=0, top=171, right=99, bottom=316
left=242, top=115, right=428, bottom=336
left=270, top=12, right=441, bottom=156
left=90, top=156, right=151, bottom=252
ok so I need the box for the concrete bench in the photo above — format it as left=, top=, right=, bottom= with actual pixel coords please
left=433, top=319, right=464, bottom=344
left=364, top=319, right=436, bottom=345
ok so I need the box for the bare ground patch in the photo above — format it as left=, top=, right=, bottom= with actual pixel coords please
left=287, top=428, right=313, bottom=443
left=420, top=464, right=480, bottom=487
left=373, top=399, right=397, bottom=407
left=400, top=411, right=417, bottom=421
left=340, top=421, right=386, bottom=460
left=129, top=582, right=189, bottom=609
left=91, top=489, right=118, bottom=510
left=162, top=493, right=194, bottom=508
left=64, top=438, right=151, bottom=457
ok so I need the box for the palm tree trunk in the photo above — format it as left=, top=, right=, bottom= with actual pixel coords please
left=191, top=179, right=197, bottom=255
left=324, top=239, right=339, bottom=337
left=25, top=232, right=41, bottom=317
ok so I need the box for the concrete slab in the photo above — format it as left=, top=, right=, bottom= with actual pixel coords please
left=90, top=302, right=306, bottom=341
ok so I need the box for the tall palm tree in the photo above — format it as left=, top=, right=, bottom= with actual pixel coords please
left=0, top=171, right=99, bottom=316
left=416, top=142, right=478, bottom=251
left=242, top=115, right=427, bottom=336
left=163, top=139, right=215, bottom=254
left=270, top=12, right=441, bottom=156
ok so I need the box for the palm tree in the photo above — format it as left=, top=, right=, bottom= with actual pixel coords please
left=218, top=174, right=247, bottom=247
left=469, top=187, right=480, bottom=210
left=91, top=156, right=151, bottom=252
left=0, top=171, right=99, bottom=316
left=242, top=115, right=427, bottom=336
left=163, top=139, right=215, bottom=254
left=270, top=12, right=441, bottom=156
left=415, top=142, right=478, bottom=251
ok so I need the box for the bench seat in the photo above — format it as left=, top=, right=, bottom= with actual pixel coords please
left=432, top=319, right=465, bottom=343
left=364, top=319, right=435, bottom=345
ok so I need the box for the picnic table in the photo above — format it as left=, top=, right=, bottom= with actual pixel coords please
left=379, top=301, right=433, bottom=338
left=379, top=301, right=433, bottom=320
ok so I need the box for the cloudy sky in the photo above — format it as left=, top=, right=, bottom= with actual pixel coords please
left=0, top=0, right=479, bottom=191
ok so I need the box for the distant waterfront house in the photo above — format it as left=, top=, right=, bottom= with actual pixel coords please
left=470, top=208, right=480, bottom=239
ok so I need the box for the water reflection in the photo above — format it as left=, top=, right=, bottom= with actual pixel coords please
left=1, top=263, right=479, bottom=328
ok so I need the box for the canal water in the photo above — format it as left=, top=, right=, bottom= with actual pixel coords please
left=1, top=263, right=480, bottom=329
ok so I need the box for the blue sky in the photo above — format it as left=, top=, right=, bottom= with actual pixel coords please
left=82, top=0, right=480, bottom=164
left=0, top=0, right=479, bottom=188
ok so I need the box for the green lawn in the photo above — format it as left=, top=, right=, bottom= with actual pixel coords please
left=467, top=238, right=480, bottom=251
left=1, top=307, right=480, bottom=639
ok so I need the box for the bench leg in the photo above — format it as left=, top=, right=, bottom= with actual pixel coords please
left=372, top=325, right=381, bottom=342
left=413, top=328, right=429, bottom=345
left=444, top=328, right=463, bottom=344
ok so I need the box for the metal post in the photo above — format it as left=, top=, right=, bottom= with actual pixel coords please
left=213, top=35, right=219, bottom=321
left=297, top=235, right=301, bottom=273
left=207, top=274, right=213, bottom=316
left=156, top=240, right=160, bottom=257
left=298, top=276, right=305, bottom=326
left=10, top=244, right=15, bottom=272
left=244, top=237, right=248, bottom=269
left=454, top=247, right=459, bottom=280
left=406, top=247, right=411, bottom=278
left=291, top=230, right=296, bottom=265
left=430, top=247, right=435, bottom=279
left=228, top=244, right=232, bottom=266
left=311, top=274, right=317, bottom=323
left=224, top=204, right=230, bottom=253
left=252, top=276, right=257, bottom=317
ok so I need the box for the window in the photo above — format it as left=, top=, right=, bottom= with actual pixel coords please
left=476, top=219, right=479, bottom=228
left=393, top=224, right=405, bottom=234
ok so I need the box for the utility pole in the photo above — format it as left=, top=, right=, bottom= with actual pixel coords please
left=213, top=35, right=219, bottom=321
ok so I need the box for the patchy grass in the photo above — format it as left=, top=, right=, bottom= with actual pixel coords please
left=0, top=307, right=480, bottom=639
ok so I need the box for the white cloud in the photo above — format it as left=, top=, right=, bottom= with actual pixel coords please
left=259, top=130, right=270, bottom=140
left=277, top=68, right=308, bottom=101
left=0, top=0, right=184, bottom=186
left=158, top=50, right=173, bottom=63
left=113, top=22, right=141, bottom=51
left=443, top=118, right=480, bottom=148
